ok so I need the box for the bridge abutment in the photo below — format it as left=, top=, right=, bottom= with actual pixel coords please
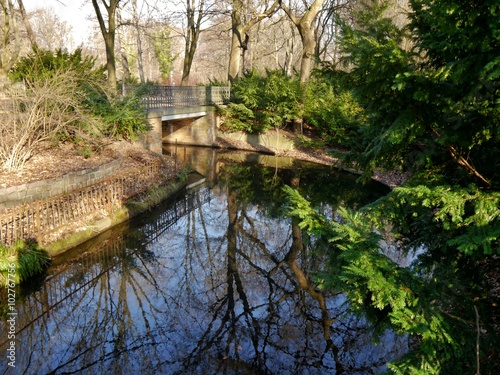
left=140, top=106, right=219, bottom=153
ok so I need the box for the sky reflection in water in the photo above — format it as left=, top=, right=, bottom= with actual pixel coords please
left=0, top=154, right=408, bottom=374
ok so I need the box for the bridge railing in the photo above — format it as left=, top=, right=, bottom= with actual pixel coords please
left=127, top=85, right=230, bottom=111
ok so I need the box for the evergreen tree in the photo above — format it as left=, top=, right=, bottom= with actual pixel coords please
left=286, top=0, right=500, bottom=372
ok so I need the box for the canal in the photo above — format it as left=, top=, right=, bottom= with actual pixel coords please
left=1, top=147, right=409, bottom=374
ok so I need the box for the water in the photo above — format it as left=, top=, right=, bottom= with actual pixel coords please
left=1, top=148, right=408, bottom=374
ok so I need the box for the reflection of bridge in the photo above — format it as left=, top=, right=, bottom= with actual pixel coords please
left=137, top=86, right=230, bottom=153
left=1, top=185, right=212, bottom=345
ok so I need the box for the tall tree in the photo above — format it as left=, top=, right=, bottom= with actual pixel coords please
left=91, top=0, right=120, bottom=92
left=314, top=0, right=353, bottom=64
left=152, top=26, right=176, bottom=83
left=228, top=0, right=280, bottom=82
left=181, top=0, right=207, bottom=85
left=29, top=7, right=74, bottom=51
left=16, top=0, right=36, bottom=48
left=116, top=9, right=131, bottom=81
left=126, top=0, right=146, bottom=82
left=0, top=0, right=20, bottom=83
left=280, top=0, right=325, bottom=83
left=287, top=0, right=500, bottom=372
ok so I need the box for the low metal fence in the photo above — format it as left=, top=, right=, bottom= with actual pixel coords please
left=0, top=160, right=161, bottom=247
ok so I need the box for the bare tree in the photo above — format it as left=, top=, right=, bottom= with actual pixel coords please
left=0, top=0, right=21, bottom=83
left=180, top=0, right=210, bottom=85
left=117, top=0, right=147, bottom=82
left=116, top=8, right=132, bottom=81
left=279, top=0, right=325, bottom=83
left=315, top=0, right=353, bottom=64
left=227, top=0, right=279, bottom=82
left=16, top=0, right=36, bottom=48
left=28, top=7, right=75, bottom=51
left=91, top=0, right=121, bottom=92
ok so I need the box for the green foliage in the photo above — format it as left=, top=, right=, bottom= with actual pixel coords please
left=217, top=103, right=255, bottom=132
left=284, top=187, right=497, bottom=374
left=0, top=239, right=50, bottom=285
left=282, top=0, right=500, bottom=372
left=303, top=72, right=367, bottom=149
left=9, top=47, right=105, bottom=84
left=335, top=0, right=429, bottom=176
left=225, top=69, right=303, bottom=133
left=87, top=94, right=150, bottom=140
left=9, top=48, right=150, bottom=143
left=407, top=0, right=500, bottom=185
left=334, top=0, right=500, bottom=185
left=374, top=184, right=500, bottom=255
left=151, top=26, right=177, bottom=82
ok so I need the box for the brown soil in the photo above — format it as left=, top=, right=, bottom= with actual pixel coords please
left=0, top=140, right=179, bottom=189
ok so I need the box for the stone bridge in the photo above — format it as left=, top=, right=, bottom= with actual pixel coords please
left=134, top=85, right=230, bottom=153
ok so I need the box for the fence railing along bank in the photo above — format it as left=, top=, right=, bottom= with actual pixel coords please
left=0, top=160, right=163, bottom=248
left=126, top=85, right=230, bottom=111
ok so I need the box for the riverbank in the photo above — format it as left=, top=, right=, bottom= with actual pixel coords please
left=0, top=133, right=407, bottom=191
left=0, top=140, right=179, bottom=189
left=0, top=140, right=187, bottom=257
left=214, top=132, right=409, bottom=187
left=0, top=134, right=403, bottom=258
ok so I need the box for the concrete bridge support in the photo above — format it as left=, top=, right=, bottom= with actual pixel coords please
left=138, top=106, right=219, bottom=153
left=138, top=116, right=163, bottom=154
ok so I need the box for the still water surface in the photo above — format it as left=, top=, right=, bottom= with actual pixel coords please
left=1, top=149, right=408, bottom=374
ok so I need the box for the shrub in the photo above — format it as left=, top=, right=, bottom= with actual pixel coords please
left=225, top=68, right=365, bottom=148
left=8, top=47, right=105, bottom=85
left=0, top=69, right=102, bottom=169
left=226, top=69, right=303, bottom=133
left=2, top=48, right=150, bottom=168
left=217, top=103, right=255, bottom=133
left=85, top=92, right=150, bottom=140
left=303, top=73, right=367, bottom=150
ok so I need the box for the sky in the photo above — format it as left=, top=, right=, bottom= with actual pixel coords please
left=23, top=0, right=94, bottom=45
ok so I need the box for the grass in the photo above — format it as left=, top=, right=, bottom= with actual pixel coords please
left=0, top=239, right=51, bottom=285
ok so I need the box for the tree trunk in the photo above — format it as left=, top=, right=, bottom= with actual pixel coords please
left=92, top=0, right=120, bottom=93
left=279, top=0, right=324, bottom=133
left=116, top=9, right=130, bottom=82
left=283, top=23, right=296, bottom=76
left=228, top=0, right=279, bottom=82
left=0, top=0, right=21, bottom=80
left=132, top=0, right=145, bottom=83
left=120, top=47, right=131, bottom=81
left=228, top=29, right=242, bottom=82
left=16, top=0, right=36, bottom=48
left=280, top=0, right=324, bottom=83
left=297, top=21, right=317, bottom=83
left=181, top=0, right=204, bottom=86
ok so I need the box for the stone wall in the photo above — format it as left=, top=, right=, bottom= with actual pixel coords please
left=0, top=158, right=122, bottom=209
left=219, top=131, right=296, bottom=151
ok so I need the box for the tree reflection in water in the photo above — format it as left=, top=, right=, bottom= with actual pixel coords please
left=0, top=156, right=407, bottom=374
